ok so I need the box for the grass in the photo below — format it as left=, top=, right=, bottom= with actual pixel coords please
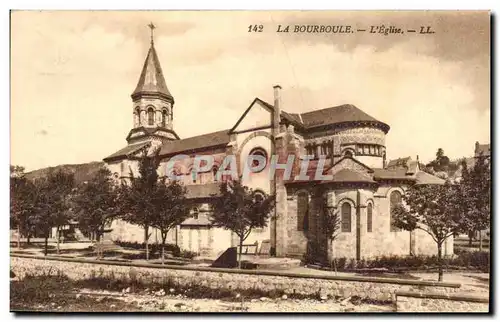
left=10, top=271, right=141, bottom=312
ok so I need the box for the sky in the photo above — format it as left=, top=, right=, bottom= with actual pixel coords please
left=10, top=11, right=490, bottom=171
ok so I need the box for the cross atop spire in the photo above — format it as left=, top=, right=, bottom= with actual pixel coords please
left=148, top=22, right=156, bottom=45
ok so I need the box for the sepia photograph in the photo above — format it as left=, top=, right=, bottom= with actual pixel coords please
left=9, top=10, right=491, bottom=313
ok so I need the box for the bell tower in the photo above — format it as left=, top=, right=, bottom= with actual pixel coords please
left=126, top=23, right=179, bottom=144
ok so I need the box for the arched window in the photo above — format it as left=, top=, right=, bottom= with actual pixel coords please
left=147, top=108, right=154, bottom=126
left=297, top=192, right=309, bottom=232
left=212, top=166, right=218, bottom=182
left=248, top=147, right=267, bottom=173
left=162, top=109, right=168, bottom=127
left=192, top=208, right=199, bottom=220
left=344, top=149, right=354, bottom=158
left=367, top=203, right=373, bottom=232
left=135, top=107, right=141, bottom=126
left=189, top=167, right=197, bottom=184
left=390, top=191, right=402, bottom=232
left=341, top=202, right=352, bottom=232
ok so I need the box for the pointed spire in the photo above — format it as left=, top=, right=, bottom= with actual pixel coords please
left=131, top=23, right=173, bottom=102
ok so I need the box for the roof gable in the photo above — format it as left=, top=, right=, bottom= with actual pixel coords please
left=328, top=156, right=374, bottom=173
left=327, top=157, right=374, bottom=182
left=229, top=98, right=273, bottom=133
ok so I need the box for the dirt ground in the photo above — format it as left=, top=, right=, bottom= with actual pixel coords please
left=11, top=287, right=394, bottom=313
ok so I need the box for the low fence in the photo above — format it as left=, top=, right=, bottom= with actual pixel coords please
left=11, top=254, right=461, bottom=302
left=396, top=291, right=489, bottom=312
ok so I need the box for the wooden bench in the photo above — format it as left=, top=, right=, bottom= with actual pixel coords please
left=238, top=241, right=259, bottom=255
left=94, top=240, right=121, bottom=259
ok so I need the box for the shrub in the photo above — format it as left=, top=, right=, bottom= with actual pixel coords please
left=304, top=241, right=322, bottom=265
left=334, top=257, right=347, bottom=270
left=114, top=240, right=181, bottom=257
left=332, top=251, right=490, bottom=273
left=179, top=250, right=197, bottom=259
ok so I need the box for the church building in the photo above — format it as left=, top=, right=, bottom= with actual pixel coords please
left=104, top=29, right=452, bottom=261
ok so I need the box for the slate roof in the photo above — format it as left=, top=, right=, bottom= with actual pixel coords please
left=372, top=168, right=416, bottom=181
left=103, top=141, right=150, bottom=162
left=415, top=171, right=446, bottom=185
left=328, top=169, right=376, bottom=183
left=132, top=44, right=173, bottom=100
left=126, top=126, right=180, bottom=141
left=160, top=129, right=231, bottom=156
left=257, top=99, right=389, bottom=133
left=387, top=157, right=411, bottom=169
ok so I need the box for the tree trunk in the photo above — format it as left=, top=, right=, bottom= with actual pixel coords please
left=27, top=234, right=30, bottom=245
left=56, top=226, right=60, bottom=255
left=44, top=235, right=48, bottom=256
left=437, top=242, right=443, bottom=282
left=144, top=226, right=149, bottom=261
left=329, top=240, right=338, bottom=276
left=238, top=237, right=243, bottom=269
left=479, top=231, right=483, bottom=251
left=17, top=225, right=21, bottom=249
left=161, top=234, right=167, bottom=266
left=468, top=231, right=473, bottom=247
left=175, top=226, right=178, bottom=246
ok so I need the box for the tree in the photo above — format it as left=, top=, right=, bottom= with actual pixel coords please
left=149, top=179, right=191, bottom=264
left=10, top=165, right=34, bottom=248
left=393, top=183, right=462, bottom=281
left=210, top=179, right=275, bottom=268
left=457, top=154, right=491, bottom=250
left=425, top=148, right=456, bottom=175
left=323, top=205, right=341, bottom=274
left=30, top=170, right=75, bottom=256
left=119, top=148, right=162, bottom=261
left=72, top=167, right=119, bottom=243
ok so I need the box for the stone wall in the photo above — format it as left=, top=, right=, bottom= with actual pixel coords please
left=11, top=255, right=461, bottom=302
left=396, top=291, right=489, bottom=313
left=284, top=183, right=454, bottom=260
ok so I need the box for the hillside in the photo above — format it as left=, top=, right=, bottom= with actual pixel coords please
left=25, top=161, right=105, bottom=184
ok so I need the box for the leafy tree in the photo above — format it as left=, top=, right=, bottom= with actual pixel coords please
left=210, top=179, right=275, bottom=268
left=393, top=183, right=463, bottom=281
left=149, top=179, right=191, bottom=264
left=118, top=148, right=162, bottom=260
left=425, top=148, right=456, bottom=174
left=30, top=170, right=75, bottom=256
left=10, top=165, right=35, bottom=248
left=457, top=154, right=491, bottom=250
left=324, top=205, right=341, bottom=274
left=72, top=167, right=119, bottom=243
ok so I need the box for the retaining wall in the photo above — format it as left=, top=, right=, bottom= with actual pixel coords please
left=396, top=291, right=489, bottom=312
left=11, top=255, right=461, bottom=302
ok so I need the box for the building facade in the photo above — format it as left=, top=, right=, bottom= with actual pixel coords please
left=104, top=37, right=452, bottom=260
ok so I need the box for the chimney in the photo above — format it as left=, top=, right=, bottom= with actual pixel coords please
left=475, top=141, right=480, bottom=153
left=273, top=85, right=282, bottom=135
